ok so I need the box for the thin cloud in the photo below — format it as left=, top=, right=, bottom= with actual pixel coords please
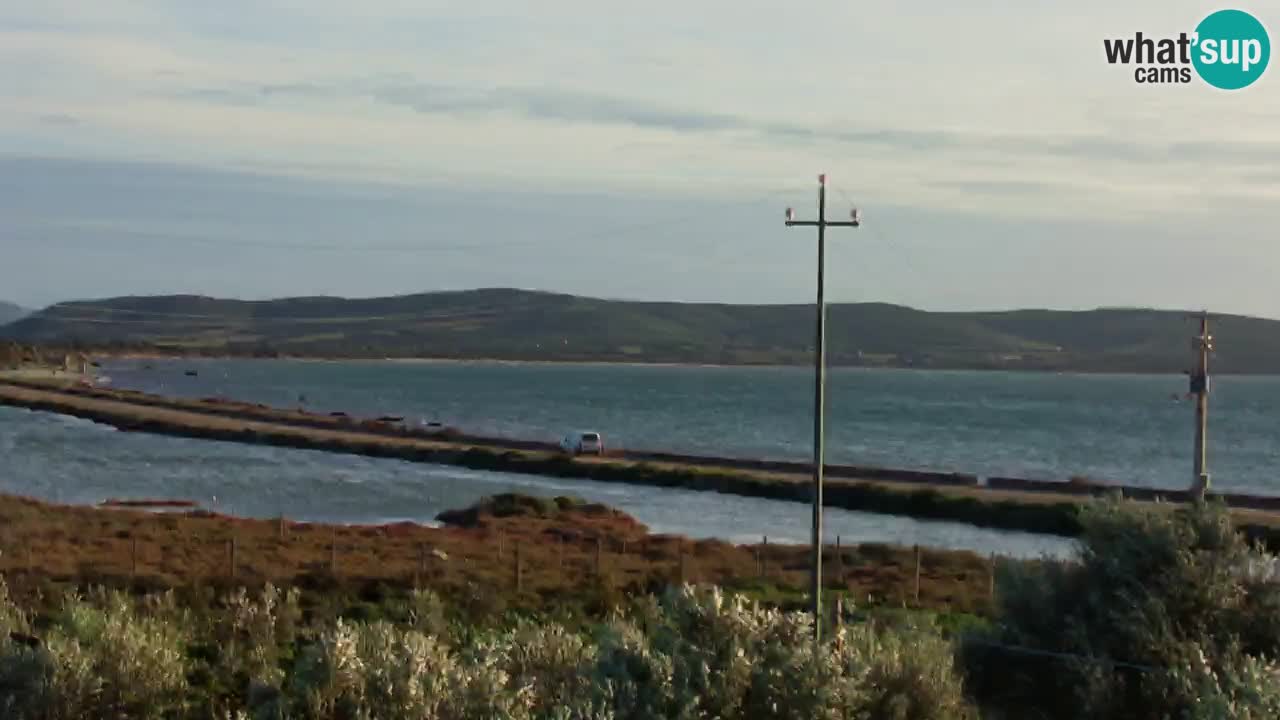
left=927, top=179, right=1075, bottom=197
left=38, top=113, right=80, bottom=126
left=164, top=77, right=1280, bottom=173
left=216, top=79, right=748, bottom=133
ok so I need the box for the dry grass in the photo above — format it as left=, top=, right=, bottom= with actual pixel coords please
left=0, top=492, right=998, bottom=617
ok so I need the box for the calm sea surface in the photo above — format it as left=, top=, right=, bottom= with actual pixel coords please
left=3, top=358, right=1275, bottom=559
left=106, top=359, right=1280, bottom=493
left=0, top=404, right=1069, bottom=558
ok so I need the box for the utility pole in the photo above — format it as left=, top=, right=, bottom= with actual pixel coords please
left=784, top=174, right=861, bottom=648
left=1188, top=311, right=1213, bottom=500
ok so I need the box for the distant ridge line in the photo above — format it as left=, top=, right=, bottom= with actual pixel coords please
left=4, top=288, right=1279, bottom=373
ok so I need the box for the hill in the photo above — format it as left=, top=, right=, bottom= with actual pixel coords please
left=2, top=289, right=1276, bottom=372
left=0, top=301, right=28, bottom=326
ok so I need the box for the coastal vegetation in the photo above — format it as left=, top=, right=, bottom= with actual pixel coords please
left=0, top=495, right=1274, bottom=717
left=7, top=288, right=1280, bottom=372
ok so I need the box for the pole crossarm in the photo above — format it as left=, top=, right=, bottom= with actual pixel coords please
left=782, top=173, right=862, bottom=651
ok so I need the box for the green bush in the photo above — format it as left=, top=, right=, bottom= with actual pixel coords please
left=967, top=499, right=1280, bottom=719
left=0, top=587, right=187, bottom=719
left=5, top=500, right=1277, bottom=717
left=0, top=579, right=975, bottom=719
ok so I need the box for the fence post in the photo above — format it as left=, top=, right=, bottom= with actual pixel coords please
left=988, top=553, right=996, bottom=602
left=514, top=541, right=523, bottom=593
left=131, top=536, right=139, bottom=578
left=835, top=535, right=843, bottom=581
left=913, top=545, right=922, bottom=603
left=595, top=537, right=603, bottom=576
left=330, top=528, right=339, bottom=576
left=278, top=515, right=287, bottom=541
left=498, top=532, right=505, bottom=562
left=762, top=535, right=768, bottom=578
left=678, top=541, right=686, bottom=585
left=417, top=543, right=427, bottom=588
left=227, top=537, right=236, bottom=579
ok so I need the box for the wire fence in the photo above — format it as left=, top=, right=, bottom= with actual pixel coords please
left=0, top=519, right=1229, bottom=678
left=0, top=517, right=1001, bottom=606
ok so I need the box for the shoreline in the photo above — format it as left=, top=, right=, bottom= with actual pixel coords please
left=63, top=351, right=1275, bottom=377
left=4, top=376, right=1280, bottom=548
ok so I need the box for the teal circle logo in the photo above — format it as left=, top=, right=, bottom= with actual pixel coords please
left=1192, top=9, right=1270, bottom=90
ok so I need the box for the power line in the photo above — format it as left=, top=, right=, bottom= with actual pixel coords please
left=14, top=186, right=797, bottom=257
left=31, top=307, right=519, bottom=327
left=963, top=639, right=1162, bottom=674
left=13, top=186, right=803, bottom=322
left=11, top=185, right=802, bottom=325
left=831, top=183, right=934, bottom=291
left=39, top=304, right=505, bottom=322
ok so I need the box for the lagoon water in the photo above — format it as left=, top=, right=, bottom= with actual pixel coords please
left=105, top=359, right=1280, bottom=493
left=0, top=404, right=1070, bottom=558
left=3, top=358, right=1276, bottom=559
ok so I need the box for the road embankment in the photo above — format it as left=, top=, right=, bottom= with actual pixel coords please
left=2, top=377, right=1278, bottom=545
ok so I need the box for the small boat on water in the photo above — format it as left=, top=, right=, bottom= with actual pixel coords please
left=184, top=370, right=198, bottom=377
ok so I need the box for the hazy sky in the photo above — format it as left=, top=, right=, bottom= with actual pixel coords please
left=2, top=1, right=1278, bottom=315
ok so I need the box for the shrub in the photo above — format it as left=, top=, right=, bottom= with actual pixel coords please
left=590, top=586, right=974, bottom=720
left=499, top=622, right=599, bottom=718
left=222, top=584, right=301, bottom=688
left=969, top=499, right=1280, bottom=719
left=0, top=589, right=187, bottom=720
left=1162, top=642, right=1280, bottom=720
left=843, top=618, right=975, bottom=720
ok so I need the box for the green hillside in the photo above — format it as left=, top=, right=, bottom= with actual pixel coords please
left=2, top=289, right=1275, bottom=373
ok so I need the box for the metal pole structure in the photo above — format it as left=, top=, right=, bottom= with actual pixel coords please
left=785, top=174, right=861, bottom=648
left=1189, top=311, right=1213, bottom=499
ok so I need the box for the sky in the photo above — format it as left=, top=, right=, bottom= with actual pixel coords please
left=1, top=1, right=1279, bottom=316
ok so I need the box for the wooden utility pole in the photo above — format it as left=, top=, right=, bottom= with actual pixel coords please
left=1188, top=312, right=1213, bottom=500
left=784, top=174, right=862, bottom=649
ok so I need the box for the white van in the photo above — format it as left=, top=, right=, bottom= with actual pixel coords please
left=560, top=431, right=604, bottom=455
